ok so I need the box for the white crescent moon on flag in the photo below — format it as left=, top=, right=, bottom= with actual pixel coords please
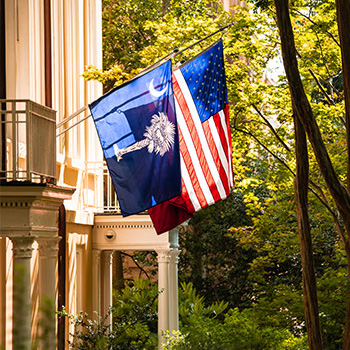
left=149, top=79, right=167, bottom=97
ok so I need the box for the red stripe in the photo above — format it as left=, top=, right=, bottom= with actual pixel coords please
left=173, top=74, right=221, bottom=204
left=223, top=105, right=234, bottom=184
left=178, top=125, right=208, bottom=208
left=223, top=105, right=231, bottom=155
left=173, top=74, right=207, bottom=208
left=213, top=109, right=232, bottom=189
left=178, top=179, right=195, bottom=213
left=202, top=117, right=230, bottom=197
left=213, top=112, right=229, bottom=161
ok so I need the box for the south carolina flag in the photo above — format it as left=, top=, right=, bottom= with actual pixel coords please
left=149, top=40, right=234, bottom=234
left=89, top=60, right=182, bottom=216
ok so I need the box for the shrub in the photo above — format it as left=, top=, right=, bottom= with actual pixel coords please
left=61, top=279, right=307, bottom=350
left=60, top=278, right=158, bottom=350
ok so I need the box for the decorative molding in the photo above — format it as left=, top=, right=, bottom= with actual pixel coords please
left=11, top=237, right=35, bottom=258
left=36, top=237, right=61, bottom=258
left=95, top=223, right=154, bottom=229
left=0, top=201, right=30, bottom=208
left=169, top=250, right=181, bottom=264
left=93, top=215, right=170, bottom=252
left=102, top=250, right=113, bottom=265
left=92, top=249, right=102, bottom=260
left=156, top=249, right=171, bottom=264
left=0, top=226, right=58, bottom=237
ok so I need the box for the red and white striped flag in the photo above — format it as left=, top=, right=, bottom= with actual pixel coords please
left=148, top=40, right=234, bottom=234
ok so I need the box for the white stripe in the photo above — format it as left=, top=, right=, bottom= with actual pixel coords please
left=219, top=110, right=229, bottom=147
left=208, top=116, right=230, bottom=185
left=180, top=156, right=201, bottom=211
left=219, top=110, right=234, bottom=187
left=174, top=70, right=227, bottom=199
left=174, top=96, right=215, bottom=207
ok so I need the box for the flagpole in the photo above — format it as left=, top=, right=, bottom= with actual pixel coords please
left=172, top=22, right=234, bottom=59
left=131, top=22, right=234, bottom=79
left=56, top=23, right=234, bottom=137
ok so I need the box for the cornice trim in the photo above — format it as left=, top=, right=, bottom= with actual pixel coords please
left=95, top=223, right=154, bottom=229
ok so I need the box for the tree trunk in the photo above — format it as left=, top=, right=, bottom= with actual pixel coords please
left=344, top=252, right=350, bottom=350
left=273, top=0, right=350, bottom=232
left=334, top=3, right=350, bottom=347
left=335, top=0, right=350, bottom=191
left=293, top=112, right=323, bottom=349
left=273, top=0, right=350, bottom=348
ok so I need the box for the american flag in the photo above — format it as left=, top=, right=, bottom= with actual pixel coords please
left=149, top=40, right=234, bottom=234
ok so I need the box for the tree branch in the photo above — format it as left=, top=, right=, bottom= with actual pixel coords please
left=233, top=121, right=295, bottom=175
left=293, top=9, right=341, bottom=48
left=120, top=251, right=151, bottom=279
left=234, top=117, right=347, bottom=243
left=308, top=69, right=335, bottom=106
left=252, top=104, right=291, bottom=152
left=275, top=0, right=350, bottom=234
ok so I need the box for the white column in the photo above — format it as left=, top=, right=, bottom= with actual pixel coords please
left=157, top=249, right=171, bottom=348
left=92, top=249, right=101, bottom=318
left=101, top=250, right=113, bottom=327
left=168, top=249, right=180, bottom=332
left=36, top=236, right=60, bottom=350
left=11, top=236, right=35, bottom=350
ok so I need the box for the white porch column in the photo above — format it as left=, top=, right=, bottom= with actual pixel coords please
left=157, top=249, right=171, bottom=347
left=0, top=185, right=74, bottom=350
left=11, top=236, right=35, bottom=350
left=92, top=249, right=102, bottom=318
left=36, top=236, right=60, bottom=350
left=168, top=249, right=180, bottom=332
left=101, top=250, right=113, bottom=327
left=168, top=230, right=180, bottom=333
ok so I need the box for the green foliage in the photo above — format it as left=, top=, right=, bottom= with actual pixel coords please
left=161, top=331, right=187, bottom=350
left=60, top=278, right=158, bottom=349
left=84, top=0, right=349, bottom=347
left=318, top=267, right=347, bottom=349
left=180, top=191, right=256, bottom=309
left=59, top=308, right=112, bottom=350
left=102, top=0, right=162, bottom=68
left=35, top=297, right=56, bottom=350
left=112, top=278, right=159, bottom=349
left=60, top=279, right=311, bottom=350
left=175, top=283, right=307, bottom=350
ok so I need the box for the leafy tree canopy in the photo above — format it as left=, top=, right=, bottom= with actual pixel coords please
left=84, top=0, right=348, bottom=347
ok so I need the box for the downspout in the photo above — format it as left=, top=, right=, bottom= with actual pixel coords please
left=44, top=0, right=52, bottom=108
left=0, top=0, right=6, bottom=181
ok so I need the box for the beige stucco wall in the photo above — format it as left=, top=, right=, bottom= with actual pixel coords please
left=1, top=0, right=103, bottom=349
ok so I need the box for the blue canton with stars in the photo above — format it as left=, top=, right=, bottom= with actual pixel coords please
left=180, top=40, right=228, bottom=123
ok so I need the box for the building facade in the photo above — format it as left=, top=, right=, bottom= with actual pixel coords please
left=0, top=1, right=180, bottom=349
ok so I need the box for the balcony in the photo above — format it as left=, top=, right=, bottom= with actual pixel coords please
left=0, top=99, right=123, bottom=214
left=55, top=105, right=122, bottom=215
left=80, top=161, right=122, bottom=214
left=0, top=99, right=56, bottom=183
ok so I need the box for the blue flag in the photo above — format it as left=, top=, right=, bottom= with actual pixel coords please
left=89, top=60, right=181, bottom=216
